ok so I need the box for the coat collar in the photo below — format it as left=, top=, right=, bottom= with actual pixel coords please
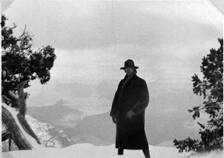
left=122, top=73, right=137, bottom=85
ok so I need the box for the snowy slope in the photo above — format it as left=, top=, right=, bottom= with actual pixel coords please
left=2, top=104, right=43, bottom=149
left=26, top=115, right=74, bottom=148
left=2, top=143, right=223, bottom=158
left=2, top=104, right=73, bottom=151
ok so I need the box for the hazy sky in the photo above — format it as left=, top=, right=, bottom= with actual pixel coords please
left=3, top=0, right=223, bottom=116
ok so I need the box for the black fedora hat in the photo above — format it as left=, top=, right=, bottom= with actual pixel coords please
left=120, top=59, right=139, bottom=70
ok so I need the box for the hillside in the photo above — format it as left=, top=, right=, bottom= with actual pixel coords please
left=2, top=104, right=73, bottom=152
left=27, top=100, right=83, bottom=127
left=27, top=84, right=202, bottom=146
left=60, top=110, right=199, bottom=146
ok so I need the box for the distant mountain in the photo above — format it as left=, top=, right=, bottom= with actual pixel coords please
left=27, top=81, right=94, bottom=107
left=27, top=100, right=83, bottom=128
left=2, top=0, right=15, bottom=11
left=62, top=109, right=199, bottom=146
left=27, top=81, right=202, bottom=146
left=66, top=112, right=115, bottom=146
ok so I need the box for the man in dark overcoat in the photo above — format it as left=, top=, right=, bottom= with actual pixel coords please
left=110, top=59, right=150, bottom=158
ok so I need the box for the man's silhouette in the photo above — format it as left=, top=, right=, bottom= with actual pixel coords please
left=110, top=59, right=150, bottom=158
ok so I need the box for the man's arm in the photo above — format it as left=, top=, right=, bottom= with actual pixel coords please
left=131, top=80, right=149, bottom=115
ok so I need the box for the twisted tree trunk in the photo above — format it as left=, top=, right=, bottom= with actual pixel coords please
left=17, top=113, right=41, bottom=144
left=2, top=106, right=32, bottom=150
left=2, top=81, right=41, bottom=150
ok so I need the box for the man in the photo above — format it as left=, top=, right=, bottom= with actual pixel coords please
left=110, top=59, right=151, bottom=158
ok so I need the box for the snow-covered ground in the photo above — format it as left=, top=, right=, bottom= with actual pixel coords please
left=2, top=143, right=223, bottom=158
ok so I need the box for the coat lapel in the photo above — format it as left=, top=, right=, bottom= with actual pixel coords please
left=122, top=74, right=136, bottom=88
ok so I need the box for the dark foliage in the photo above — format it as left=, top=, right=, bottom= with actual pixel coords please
left=1, top=15, right=56, bottom=95
left=174, top=38, right=223, bottom=152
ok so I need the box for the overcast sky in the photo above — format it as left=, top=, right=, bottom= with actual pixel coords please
left=2, top=0, right=223, bottom=116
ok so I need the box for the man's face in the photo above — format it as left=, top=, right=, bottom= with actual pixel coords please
left=124, top=67, right=134, bottom=76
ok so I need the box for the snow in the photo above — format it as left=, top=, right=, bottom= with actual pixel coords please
left=25, top=115, right=63, bottom=148
left=2, top=104, right=44, bottom=149
left=2, top=143, right=223, bottom=158
left=26, top=115, right=74, bottom=147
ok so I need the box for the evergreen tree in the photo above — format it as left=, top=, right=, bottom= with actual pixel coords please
left=2, top=14, right=56, bottom=100
left=1, top=14, right=56, bottom=150
left=174, top=38, right=223, bottom=152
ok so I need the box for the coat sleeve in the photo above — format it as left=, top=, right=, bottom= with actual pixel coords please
left=132, top=79, right=149, bottom=115
left=110, top=81, right=122, bottom=117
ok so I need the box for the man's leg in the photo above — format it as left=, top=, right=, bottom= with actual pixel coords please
left=118, top=148, right=124, bottom=155
left=142, top=148, right=150, bottom=158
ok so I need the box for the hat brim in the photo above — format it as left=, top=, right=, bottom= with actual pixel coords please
left=120, top=66, right=139, bottom=70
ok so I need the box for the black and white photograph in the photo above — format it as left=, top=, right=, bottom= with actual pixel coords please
left=1, top=0, right=223, bottom=158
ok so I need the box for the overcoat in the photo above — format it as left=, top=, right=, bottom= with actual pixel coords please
left=110, top=74, right=149, bottom=150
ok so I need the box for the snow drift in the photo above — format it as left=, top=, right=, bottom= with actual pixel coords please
left=2, top=143, right=223, bottom=158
